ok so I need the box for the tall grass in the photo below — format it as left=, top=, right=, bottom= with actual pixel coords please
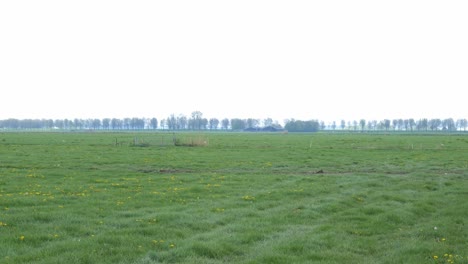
left=0, top=132, right=467, bottom=263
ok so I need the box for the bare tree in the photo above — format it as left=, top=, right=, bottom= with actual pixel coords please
left=177, top=115, right=187, bottom=130
left=320, top=121, right=326, bottom=130
left=167, top=115, right=177, bottom=130
left=359, top=119, right=366, bottom=131
left=209, top=118, right=219, bottom=130
left=150, top=118, right=158, bottom=130
left=190, top=111, right=203, bottom=130
left=340, top=120, right=346, bottom=130
left=263, top=118, right=273, bottom=127
left=443, top=118, right=456, bottom=131
left=246, top=118, right=259, bottom=128
left=392, top=119, right=398, bottom=130
left=456, top=118, right=467, bottom=131
left=384, top=119, right=391, bottom=131
left=352, top=120, right=358, bottom=131
left=221, top=118, right=230, bottom=130
left=102, top=118, right=111, bottom=130
left=409, top=118, right=415, bottom=131
left=429, top=119, right=441, bottom=131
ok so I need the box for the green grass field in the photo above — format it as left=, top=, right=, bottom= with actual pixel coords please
left=0, top=132, right=467, bottom=263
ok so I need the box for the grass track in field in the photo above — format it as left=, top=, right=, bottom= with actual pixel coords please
left=0, top=132, right=467, bottom=263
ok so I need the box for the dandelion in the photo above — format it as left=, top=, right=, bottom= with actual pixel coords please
left=19, top=235, right=25, bottom=241
left=0, top=222, right=6, bottom=227
left=242, top=195, right=255, bottom=201
left=170, top=244, right=175, bottom=248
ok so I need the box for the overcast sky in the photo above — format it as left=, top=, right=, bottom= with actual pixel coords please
left=1, top=1, right=467, bottom=123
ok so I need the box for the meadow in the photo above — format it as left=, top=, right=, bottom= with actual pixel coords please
left=0, top=132, right=467, bottom=263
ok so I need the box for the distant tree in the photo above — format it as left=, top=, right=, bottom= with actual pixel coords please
left=62, top=119, right=71, bottom=130
left=443, top=118, right=456, bottom=131
left=429, top=119, right=441, bottom=131
left=366, top=120, right=374, bottom=131
left=102, top=118, right=110, bottom=130
left=111, top=118, right=120, bottom=130
left=167, top=115, right=177, bottom=130
left=397, top=119, right=403, bottom=130
left=456, top=118, right=467, bottom=131
left=384, top=119, right=391, bottom=131
left=122, top=118, right=130, bottom=129
left=45, top=119, right=54, bottom=129
left=150, top=118, right=158, bottom=130
left=130, top=118, right=139, bottom=129
left=200, top=118, right=208, bottom=130
left=392, top=119, right=398, bottom=130
left=55, top=119, right=64, bottom=129
left=230, top=118, right=246, bottom=130
left=409, top=118, right=416, bottom=131
left=221, top=118, right=230, bottom=130
left=403, top=119, right=409, bottom=131
left=190, top=111, right=203, bottom=130
left=284, top=120, right=319, bottom=132
left=377, top=120, right=384, bottom=130
left=246, top=118, right=259, bottom=128
left=331, top=121, right=337, bottom=130
left=352, top=120, right=358, bottom=131
left=188, top=119, right=194, bottom=130
left=417, top=118, right=428, bottom=131
left=340, top=120, right=346, bottom=130
left=20, top=119, right=31, bottom=129
left=371, top=120, right=378, bottom=131
left=272, top=121, right=283, bottom=129
left=320, top=121, right=326, bottom=131
left=9, top=119, right=20, bottom=129
left=177, top=115, right=187, bottom=130
left=160, top=119, right=166, bottom=130
left=359, top=119, right=366, bottom=131
left=92, top=119, right=101, bottom=130
left=209, top=118, right=219, bottom=130
left=263, top=118, right=273, bottom=127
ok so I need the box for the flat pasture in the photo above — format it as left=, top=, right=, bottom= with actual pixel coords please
left=0, top=132, right=467, bottom=263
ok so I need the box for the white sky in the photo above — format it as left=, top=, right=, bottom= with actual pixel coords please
left=1, top=1, right=467, bottom=123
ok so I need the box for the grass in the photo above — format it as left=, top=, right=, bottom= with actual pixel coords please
left=0, top=132, right=467, bottom=263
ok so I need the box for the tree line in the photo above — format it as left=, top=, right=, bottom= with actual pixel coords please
left=0, top=112, right=466, bottom=132
left=331, top=118, right=467, bottom=132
